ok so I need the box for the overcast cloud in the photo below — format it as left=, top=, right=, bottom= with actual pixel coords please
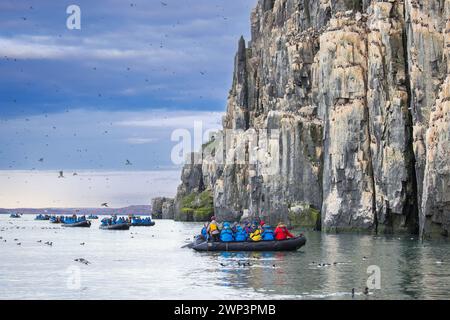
left=0, top=0, right=256, bottom=207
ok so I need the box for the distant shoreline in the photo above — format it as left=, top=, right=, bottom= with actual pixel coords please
left=0, top=205, right=152, bottom=216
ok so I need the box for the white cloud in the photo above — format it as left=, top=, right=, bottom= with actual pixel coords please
left=1, top=108, right=223, bottom=131
left=124, top=137, right=159, bottom=145
left=0, top=108, right=223, bottom=171
left=116, top=111, right=223, bottom=129
left=0, top=36, right=186, bottom=61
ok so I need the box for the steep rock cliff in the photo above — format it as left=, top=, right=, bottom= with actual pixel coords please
left=169, top=0, right=449, bottom=236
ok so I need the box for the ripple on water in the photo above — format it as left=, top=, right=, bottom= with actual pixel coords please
left=1, top=215, right=450, bottom=299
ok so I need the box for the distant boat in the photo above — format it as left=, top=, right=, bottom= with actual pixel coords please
left=35, top=214, right=50, bottom=221
left=130, top=216, right=155, bottom=227
left=10, top=213, right=21, bottom=218
left=100, top=216, right=130, bottom=230
left=99, top=223, right=130, bottom=230
left=62, top=220, right=91, bottom=228
left=49, top=216, right=62, bottom=224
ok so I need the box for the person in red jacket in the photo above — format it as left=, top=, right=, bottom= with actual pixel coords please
left=274, top=223, right=295, bottom=240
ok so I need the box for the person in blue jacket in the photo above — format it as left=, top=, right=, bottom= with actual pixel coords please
left=261, top=221, right=275, bottom=241
left=234, top=225, right=248, bottom=242
left=220, top=222, right=234, bottom=242
left=200, top=223, right=209, bottom=241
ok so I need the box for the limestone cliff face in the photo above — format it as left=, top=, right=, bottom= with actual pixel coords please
left=171, top=0, right=449, bottom=237
left=406, top=0, right=450, bottom=237
left=422, top=76, right=450, bottom=236
left=151, top=197, right=172, bottom=219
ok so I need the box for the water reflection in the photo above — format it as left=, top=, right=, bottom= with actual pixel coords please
left=1, top=216, right=450, bottom=299
left=193, top=231, right=450, bottom=300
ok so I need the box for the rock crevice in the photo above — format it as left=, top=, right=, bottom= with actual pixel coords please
left=161, top=0, right=449, bottom=237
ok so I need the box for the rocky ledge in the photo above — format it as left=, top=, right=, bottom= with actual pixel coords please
left=153, top=0, right=449, bottom=238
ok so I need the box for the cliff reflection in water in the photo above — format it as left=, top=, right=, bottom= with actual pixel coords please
left=1, top=217, right=449, bottom=299
left=190, top=230, right=450, bottom=300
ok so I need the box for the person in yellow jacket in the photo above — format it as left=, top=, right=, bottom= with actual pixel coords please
left=207, top=216, right=220, bottom=242
left=250, top=224, right=262, bottom=241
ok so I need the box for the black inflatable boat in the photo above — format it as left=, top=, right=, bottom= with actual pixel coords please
left=62, top=220, right=91, bottom=228
left=99, top=223, right=130, bottom=230
left=190, top=236, right=306, bottom=252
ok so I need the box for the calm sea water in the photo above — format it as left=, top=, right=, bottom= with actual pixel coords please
left=0, top=214, right=449, bottom=300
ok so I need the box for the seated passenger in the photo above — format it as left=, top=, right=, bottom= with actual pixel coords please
left=261, top=222, right=275, bottom=241
left=207, top=216, right=220, bottom=242
left=200, top=223, right=208, bottom=241
left=274, top=223, right=295, bottom=241
left=249, top=226, right=262, bottom=242
left=220, top=222, right=234, bottom=242
left=244, top=221, right=253, bottom=234
left=234, top=225, right=248, bottom=242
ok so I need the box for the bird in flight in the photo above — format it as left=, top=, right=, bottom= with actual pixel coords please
left=125, top=159, right=132, bottom=166
left=38, top=158, right=44, bottom=162
left=101, top=203, right=109, bottom=207
left=161, top=2, right=168, bottom=6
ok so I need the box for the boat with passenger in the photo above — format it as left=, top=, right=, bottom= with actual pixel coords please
left=186, top=218, right=306, bottom=252
left=35, top=214, right=50, bottom=221
left=130, top=216, right=155, bottom=227
left=99, top=216, right=130, bottom=230
left=49, top=216, right=62, bottom=224
left=190, top=236, right=306, bottom=252
left=61, top=215, right=91, bottom=228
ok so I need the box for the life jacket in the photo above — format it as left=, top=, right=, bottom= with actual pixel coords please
left=262, top=226, right=274, bottom=241
left=250, top=229, right=262, bottom=241
left=209, top=222, right=219, bottom=235
left=234, top=226, right=247, bottom=242
left=274, top=226, right=292, bottom=240
left=201, top=227, right=207, bottom=238
left=220, top=228, right=234, bottom=242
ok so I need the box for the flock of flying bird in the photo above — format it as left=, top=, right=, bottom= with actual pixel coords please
left=1, top=0, right=234, bottom=173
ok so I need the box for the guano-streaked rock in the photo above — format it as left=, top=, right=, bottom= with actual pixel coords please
left=168, top=0, right=449, bottom=237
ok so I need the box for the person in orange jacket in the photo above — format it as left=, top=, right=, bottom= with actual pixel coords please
left=274, top=223, right=295, bottom=241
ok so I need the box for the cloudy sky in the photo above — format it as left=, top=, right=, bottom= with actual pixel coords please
left=0, top=0, right=256, bottom=208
